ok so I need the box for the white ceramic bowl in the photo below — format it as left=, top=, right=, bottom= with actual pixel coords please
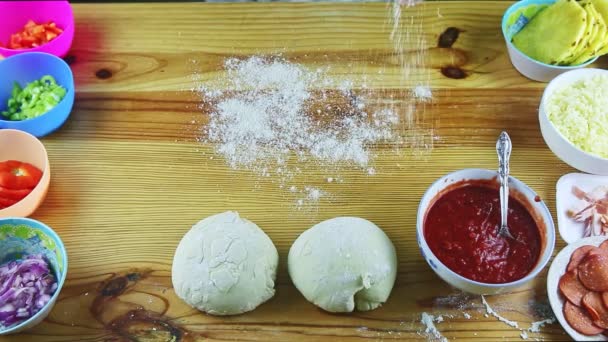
left=539, top=68, right=608, bottom=175
left=502, top=0, right=598, bottom=82
left=416, top=168, right=556, bottom=295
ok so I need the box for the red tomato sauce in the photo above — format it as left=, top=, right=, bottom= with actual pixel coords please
left=424, top=184, right=541, bottom=284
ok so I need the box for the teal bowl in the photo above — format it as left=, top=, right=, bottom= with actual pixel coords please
left=0, top=217, right=68, bottom=335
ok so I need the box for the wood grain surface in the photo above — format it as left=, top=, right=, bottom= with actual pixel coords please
left=3, top=2, right=607, bottom=341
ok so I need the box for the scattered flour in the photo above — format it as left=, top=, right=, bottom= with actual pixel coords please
left=420, top=312, right=448, bottom=342
left=203, top=57, right=398, bottom=170
left=462, top=312, right=471, bottom=319
left=190, top=0, right=436, bottom=208
left=198, top=56, right=402, bottom=206
left=528, top=318, right=556, bottom=333
left=481, top=295, right=519, bottom=329
left=413, top=84, right=433, bottom=101
left=480, top=295, right=557, bottom=340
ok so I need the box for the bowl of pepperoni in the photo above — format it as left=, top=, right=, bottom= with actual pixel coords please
left=0, top=1, right=74, bottom=58
left=548, top=236, right=608, bottom=341
left=0, top=129, right=50, bottom=218
left=416, top=168, right=556, bottom=295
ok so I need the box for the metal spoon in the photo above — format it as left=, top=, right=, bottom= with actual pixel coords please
left=496, top=131, right=515, bottom=240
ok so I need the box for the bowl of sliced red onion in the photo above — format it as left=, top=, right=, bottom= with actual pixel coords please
left=0, top=217, right=67, bottom=335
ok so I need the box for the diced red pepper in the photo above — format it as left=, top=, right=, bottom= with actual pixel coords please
left=2, top=20, right=63, bottom=50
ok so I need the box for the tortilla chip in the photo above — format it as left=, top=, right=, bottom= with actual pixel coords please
left=591, top=0, right=608, bottom=55
left=513, top=0, right=587, bottom=64
left=562, top=0, right=597, bottom=64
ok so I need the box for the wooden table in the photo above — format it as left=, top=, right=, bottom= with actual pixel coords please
left=3, top=2, right=607, bottom=341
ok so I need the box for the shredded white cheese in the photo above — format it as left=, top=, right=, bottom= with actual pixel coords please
left=547, top=74, right=608, bottom=158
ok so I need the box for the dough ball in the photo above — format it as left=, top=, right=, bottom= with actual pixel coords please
left=172, top=211, right=278, bottom=315
left=288, top=217, right=397, bottom=313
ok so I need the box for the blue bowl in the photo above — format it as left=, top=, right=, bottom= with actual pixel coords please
left=0, top=217, right=68, bottom=335
left=0, top=52, right=74, bottom=137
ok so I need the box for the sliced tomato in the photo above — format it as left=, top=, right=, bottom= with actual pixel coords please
left=0, top=161, right=43, bottom=189
left=0, top=160, right=22, bottom=172
left=0, top=186, right=32, bottom=201
left=0, top=197, right=18, bottom=210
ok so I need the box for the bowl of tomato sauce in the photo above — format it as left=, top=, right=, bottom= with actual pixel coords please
left=416, top=168, right=555, bottom=295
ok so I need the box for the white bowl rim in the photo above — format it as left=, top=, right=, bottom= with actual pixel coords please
left=540, top=68, right=608, bottom=163
left=417, top=168, right=556, bottom=288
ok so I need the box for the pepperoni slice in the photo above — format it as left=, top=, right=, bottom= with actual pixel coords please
left=600, top=240, right=608, bottom=251
left=582, top=292, right=608, bottom=329
left=564, top=300, right=605, bottom=336
left=568, top=246, right=596, bottom=272
left=579, top=253, right=608, bottom=292
left=587, top=248, right=608, bottom=258
left=560, top=270, right=590, bottom=306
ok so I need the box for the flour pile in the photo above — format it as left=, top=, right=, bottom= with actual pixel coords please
left=196, top=56, right=402, bottom=207
left=203, top=57, right=398, bottom=173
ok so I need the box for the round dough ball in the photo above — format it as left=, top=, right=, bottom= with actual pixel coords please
left=172, top=211, right=278, bottom=315
left=288, top=217, right=397, bottom=313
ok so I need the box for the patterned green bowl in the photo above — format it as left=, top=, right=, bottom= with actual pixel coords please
left=0, top=217, right=68, bottom=335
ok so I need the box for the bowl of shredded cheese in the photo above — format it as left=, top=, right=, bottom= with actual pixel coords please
left=539, top=68, right=608, bottom=175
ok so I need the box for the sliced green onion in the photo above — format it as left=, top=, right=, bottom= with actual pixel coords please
left=1, top=75, right=66, bottom=121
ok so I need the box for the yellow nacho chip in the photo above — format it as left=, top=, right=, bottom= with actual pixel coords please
left=513, top=0, right=588, bottom=64
left=591, top=0, right=608, bottom=55
left=562, top=0, right=597, bottom=64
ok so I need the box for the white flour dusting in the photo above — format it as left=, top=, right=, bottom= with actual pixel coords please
left=190, top=0, right=437, bottom=207
left=420, top=312, right=448, bottom=342
left=481, top=295, right=519, bottom=329
left=203, top=57, right=398, bottom=169
left=528, top=318, right=555, bottom=333
left=387, top=0, right=436, bottom=155
left=480, top=295, right=557, bottom=340
left=413, top=84, right=433, bottom=101
left=198, top=56, right=402, bottom=206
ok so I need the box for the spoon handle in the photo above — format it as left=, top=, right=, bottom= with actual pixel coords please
left=497, top=131, right=512, bottom=229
